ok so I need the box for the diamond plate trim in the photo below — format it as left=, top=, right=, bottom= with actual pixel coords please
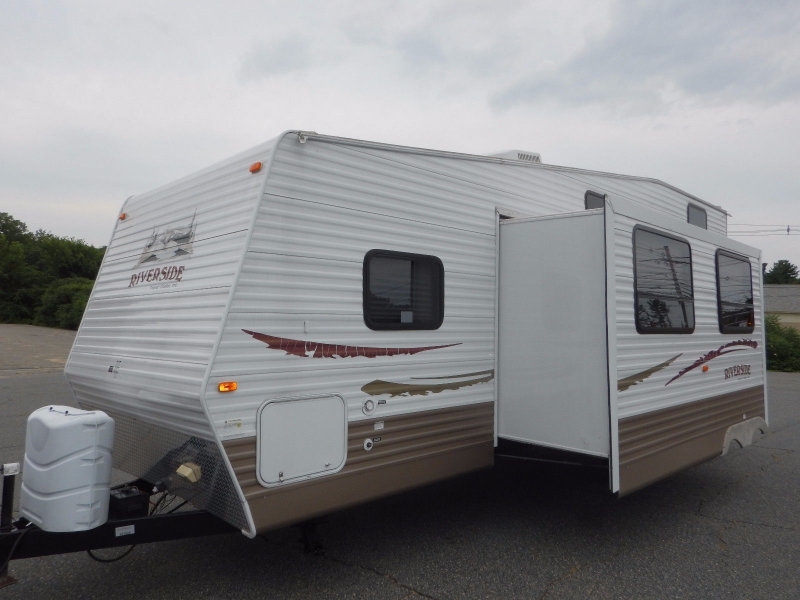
left=84, top=405, right=247, bottom=530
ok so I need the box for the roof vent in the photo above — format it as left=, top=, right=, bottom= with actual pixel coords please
left=487, top=149, right=542, bottom=164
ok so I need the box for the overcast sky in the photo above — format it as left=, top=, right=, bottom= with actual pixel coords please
left=2, top=0, right=799, bottom=266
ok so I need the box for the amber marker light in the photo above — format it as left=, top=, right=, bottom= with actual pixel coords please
left=119, top=213, right=128, bottom=220
left=218, top=381, right=238, bottom=392
left=702, top=366, right=709, bottom=373
left=249, top=161, right=262, bottom=173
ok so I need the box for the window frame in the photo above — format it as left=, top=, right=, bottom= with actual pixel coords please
left=362, top=249, right=445, bottom=331
left=632, top=225, right=696, bottom=335
left=715, top=249, right=755, bottom=334
left=584, top=190, right=606, bottom=210
left=687, top=204, right=708, bottom=229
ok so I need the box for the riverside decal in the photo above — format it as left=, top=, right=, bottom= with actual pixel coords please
left=128, top=213, right=197, bottom=288
left=665, top=339, right=758, bottom=386
left=129, top=265, right=185, bottom=288
left=725, top=364, right=751, bottom=380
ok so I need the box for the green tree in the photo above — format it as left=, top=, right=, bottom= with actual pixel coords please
left=765, top=314, right=800, bottom=372
left=764, top=260, right=800, bottom=284
left=0, top=213, right=104, bottom=329
left=34, top=278, right=95, bottom=330
left=0, top=212, right=31, bottom=243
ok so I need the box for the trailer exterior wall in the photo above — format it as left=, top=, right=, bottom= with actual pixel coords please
left=608, top=196, right=765, bottom=494
left=554, top=171, right=727, bottom=236
left=65, top=136, right=282, bottom=532
left=203, top=133, right=734, bottom=532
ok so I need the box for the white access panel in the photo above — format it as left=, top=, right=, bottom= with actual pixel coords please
left=498, top=210, right=610, bottom=456
left=257, top=394, right=347, bottom=487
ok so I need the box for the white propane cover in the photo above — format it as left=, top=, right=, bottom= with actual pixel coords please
left=19, top=406, right=115, bottom=532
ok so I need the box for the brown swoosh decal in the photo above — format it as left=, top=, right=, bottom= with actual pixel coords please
left=242, top=330, right=460, bottom=358
left=362, top=370, right=494, bottom=397
left=618, top=354, right=682, bottom=392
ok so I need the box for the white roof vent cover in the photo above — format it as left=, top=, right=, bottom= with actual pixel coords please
left=487, top=149, right=542, bottom=164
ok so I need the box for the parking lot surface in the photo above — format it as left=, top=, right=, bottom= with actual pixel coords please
left=1, top=325, right=798, bottom=599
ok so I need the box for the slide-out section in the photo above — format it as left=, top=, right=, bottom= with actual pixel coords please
left=498, top=210, right=610, bottom=458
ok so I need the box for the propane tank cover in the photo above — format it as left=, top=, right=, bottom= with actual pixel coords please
left=20, top=406, right=115, bottom=532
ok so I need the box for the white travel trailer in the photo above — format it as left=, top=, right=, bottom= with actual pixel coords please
left=63, top=131, right=767, bottom=538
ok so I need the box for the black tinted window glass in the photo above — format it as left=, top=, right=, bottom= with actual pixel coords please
left=364, top=251, right=444, bottom=330
left=634, top=228, right=695, bottom=333
left=585, top=190, right=605, bottom=210
left=687, top=205, right=707, bottom=229
left=717, top=251, right=754, bottom=333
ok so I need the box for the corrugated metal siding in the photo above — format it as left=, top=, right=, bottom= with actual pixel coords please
left=618, top=387, right=765, bottom=495
left=66, top=137, right=280, bottom=436
left=316, top=139, right=726, bottom=235
left=207, top=135, right=502, bottom=439
left=341, top=144, right=592, bottom=221
left=556, top=171, right=727, bottom=236
left=614, top=213, right=764, bottom=420
left=207, top=133, right=747, bottom=441
left=223, top=402, right=494, bottom=532
left=68, top=353, right=211, bottom=436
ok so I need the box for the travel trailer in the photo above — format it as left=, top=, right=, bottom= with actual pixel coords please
left=1, top=131, right=767, bottom=561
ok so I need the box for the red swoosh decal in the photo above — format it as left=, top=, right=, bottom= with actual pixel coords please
left=242, top=330, right=460, bottom=358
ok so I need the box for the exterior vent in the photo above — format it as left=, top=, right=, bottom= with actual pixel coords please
left=487, top=149, right=542, bottom=164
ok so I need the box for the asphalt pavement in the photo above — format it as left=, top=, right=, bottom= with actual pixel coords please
left=1, top=325, right=798, bottom=599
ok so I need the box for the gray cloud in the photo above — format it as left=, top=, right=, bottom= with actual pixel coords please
left=493, top=0, right=800, bottom=112
left=239, top=37, right=313, bottom=81
left=395, top=33, right=447, bottom=67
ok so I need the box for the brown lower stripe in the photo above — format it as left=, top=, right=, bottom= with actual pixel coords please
left=618, top=386, right=765, bottom=496
left=223, top=402, right=494, bottom=533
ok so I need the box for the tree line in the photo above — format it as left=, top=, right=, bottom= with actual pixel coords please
left=763, top=260, right=800, bottom=284
left=761, top=259, right=800, bottom=372
left=0, top=212, right=105, bottom=329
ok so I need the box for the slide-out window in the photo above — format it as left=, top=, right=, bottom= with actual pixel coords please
left=634, top=227, right=695, bottom=334
left=716, top=250, right=754, bottom=333
left=363, top=250, right=444, bottom=330
left=687, top=204, right=707, bottom=229
left=585, top=190, right=605, bottom=210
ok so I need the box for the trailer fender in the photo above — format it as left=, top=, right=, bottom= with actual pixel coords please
left=721, top=417, right=768, bottom=455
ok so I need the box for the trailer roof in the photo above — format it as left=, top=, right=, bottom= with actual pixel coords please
left=293, top=131, right=729, bottom=217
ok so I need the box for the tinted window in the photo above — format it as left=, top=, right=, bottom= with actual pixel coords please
left=716, top=251, right=754, bottom=333
left=585, top=190, right=605, bottom=210
left=634, top=228, right=695, bottom=333
left=687, top=204, right=707, bottom=229
left=364, top=250, right=444, bottom=330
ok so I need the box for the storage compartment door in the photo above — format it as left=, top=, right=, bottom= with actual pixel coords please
left=257, top=394, right=347, bottom=487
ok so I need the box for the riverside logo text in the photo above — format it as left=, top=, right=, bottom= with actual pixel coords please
left=129, top=265, right=185, bottom=288
left=724, top=364, right=751, bottom=380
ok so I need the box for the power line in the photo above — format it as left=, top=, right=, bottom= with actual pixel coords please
left=729, top=232, right=800, bottom=237
left=729, top=223, right=800, bottom=227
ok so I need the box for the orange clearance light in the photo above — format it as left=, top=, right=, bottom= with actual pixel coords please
left=249, top=161, right=262, bottom=173
left=702, top=365, right=709, bottom=373
left=218, top=381, right=238, bottom=392
left=119, top=213, right=127, bottom=220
